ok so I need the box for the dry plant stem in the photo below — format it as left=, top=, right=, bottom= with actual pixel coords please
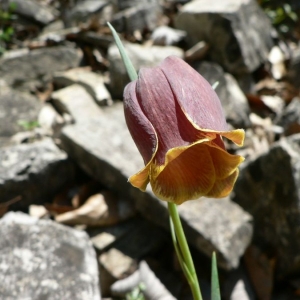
left=168, top=202, right=202, bottom=300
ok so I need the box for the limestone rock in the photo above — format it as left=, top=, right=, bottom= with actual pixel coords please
left=110, top=3, right=162, bottom=35
left=0, top=85, right=42, bottom=147
left=0, top=212, right=101, bottom=300
left=0, top=46, right=82, bottom=89
left=275, top=97, right=300, bottom=136
left=151, top=26, right=186, bottom=46
left=288, top=46, right=300, bottom=89
left=233, top=134, right=300, bottom=277
left=108, top=43, right=184, bottom=98
left=67, top=0, right=109, bottom=24
left=53, top=68, right=112, bottom=106
left=0, top=138, right=76, bottom=209
left=175, top=0, right=274, bottom=75
left=60, top=102, right=253, bottom=269
left=195, top=61, right=251, bottom=128
left=9, top=0, right=58, bottom=25
left=51, top=84, right=103, bottom=123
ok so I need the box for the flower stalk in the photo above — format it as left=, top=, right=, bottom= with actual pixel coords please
left=168, top=202, right=202, bottom=300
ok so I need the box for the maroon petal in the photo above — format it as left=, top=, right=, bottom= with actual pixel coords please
left=124, top=81, right=157, bottom=165
left=136, top=67, right=200, bottom=164
left=159, top=56, right=228, bottom=132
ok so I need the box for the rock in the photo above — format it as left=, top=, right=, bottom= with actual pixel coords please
left=110, top=3, right=162, bottom=35
left=111, top=261, right=176, bottom=300
left=175, top=0, right=274, bottom=75
left=53, top=68, right=112, bottom=106
left=0, top=85, right=42, bottom=147
left=0, top=138, right=76, bottom=210
left=75, top=32, right=114, bottom=49
left=38, top=27, right=81, bottom=44
left=99, top=248, right=136, bottom=296
left=67, top=0, right=109, bottom=24
left=151, top=26, right=186, bottom=46
left=108, top=43, right=184, bottom=98
left=9, top=0, right=58, bottom=25
left=185, top=41, right=210, bottom=62
left=114, top=0, right=159, bottom=11
left=60, top=102, right=253, bottom=269
left=195, top=61, right=251, bottom=128
left=268, top=46, right=287, bottom=80
left=0, top=46, right=83, bottom=89
left=88, top=218, right=140, bottom=251
left=38, top=103, right=64, bottom=134
left=178, top=198, right=252, bottom=269
left=288, top=46, right=300, bottom=89
left=233, top=134, right=300, bottom=277
left=98, top=217, right=168, bottom=295
left=0, top=212, right=101, bottom=300
left=275, top=97, right=300, bottom=136
left=51, top=84, right=102, bottom=123
left=55, top=191, right=135, bottom=226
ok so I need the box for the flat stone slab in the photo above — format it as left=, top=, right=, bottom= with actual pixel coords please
left=61, top=102, right=252, bottom=269
left=51, top=84, right=103, bottom=123
left=0, top=138, right=76, bottom=209
left=0, top=46, right=82, bottom=89
left=0, top=212, right=101, bottom=300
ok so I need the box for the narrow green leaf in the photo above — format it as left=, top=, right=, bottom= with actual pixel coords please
left=211, top=252, right=221, bottom=300
left=107, top=22, right=138, bottom=81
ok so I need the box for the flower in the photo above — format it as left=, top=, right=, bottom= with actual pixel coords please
left=123, top=56, right=245, bottom=205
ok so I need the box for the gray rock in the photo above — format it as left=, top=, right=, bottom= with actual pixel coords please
left=178, top=198, right=252, bottom=269
left=0, top=138, right=76, bottom=209
left=0, top=212, right=101, bottom=300
left=53, top=69, right=112, bottom=106
left=115, top=0, right=159, bottom=11
left=67, top=0, right=109, bottom=24
left=108, top=43, right=184, bottom=98
left=0, top=84, right=42, bottom=147
left=38, top=27, right=81, bottom=44
left=275, top=97, right=300, bottom=136
left=0, top=46, right=82, bottom=89
left=233, top=134, right=300, bottom=277
left=110, top=3, right=162, bottom=34
left=60, top=102, right=253, bottom=269
left=8, top=0, right=58, bottom=25
left=151, top=26, right=186, bottom=46
left=175, top=0, right=274, bottom=75
left=195, top=61, right=251, bottom=128
left=51, top=84, right=103, bottom=123
left=185, top=41, right=210, bottom=62
left=288, top=46, right=300, bottom=88
left=74, top=32, right=114, bottom=49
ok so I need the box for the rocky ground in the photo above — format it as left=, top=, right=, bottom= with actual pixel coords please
left=1, top=0, right=300, bottom=299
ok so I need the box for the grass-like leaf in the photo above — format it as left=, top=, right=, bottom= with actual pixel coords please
left=107, top=22, right=138, bottom=81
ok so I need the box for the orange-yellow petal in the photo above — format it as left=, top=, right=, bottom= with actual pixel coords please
left=149, top=142, right=216, bottom=204
left=207, top=145, right=245, bottom=179
left=129, top=165, right=150, bottom=191
left=205, top=169, right=240, bottom=198
left=219, top=129, right=245, bottom=146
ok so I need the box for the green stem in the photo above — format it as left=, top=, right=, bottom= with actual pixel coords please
left=168, top=202, right=202, bottom=300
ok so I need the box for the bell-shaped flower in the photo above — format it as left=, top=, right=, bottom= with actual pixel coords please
left=124, top=56, right=245, bottom=205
